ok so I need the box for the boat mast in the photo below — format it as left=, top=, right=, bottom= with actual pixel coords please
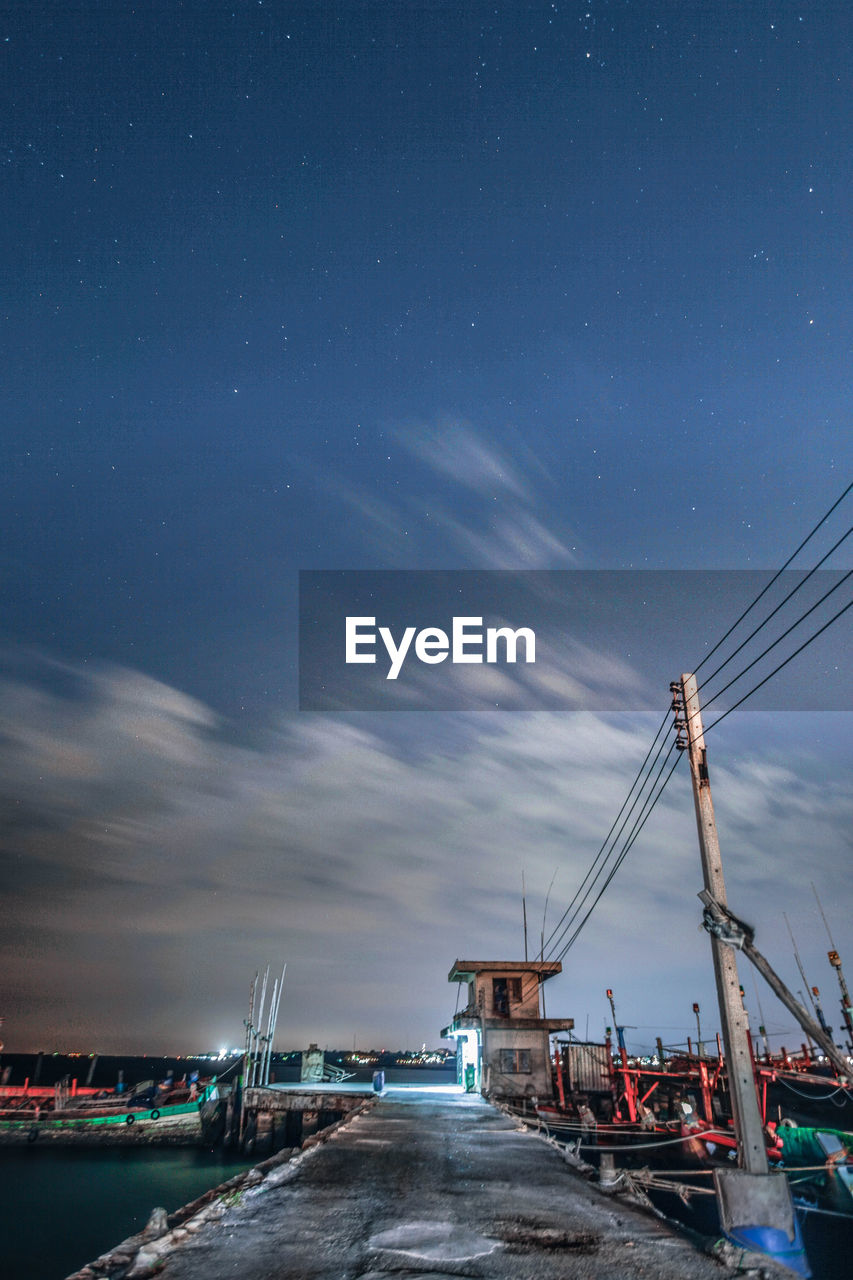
left=750, top=972, right=770, bottom=1060
left=812, top=882, right=853, bottom=1052
left=252, top=966, right=270, bottom=1086
left=783, top=913, right=817, bottom=1017
left=259, top=976, right=278, bottom=1087
left=783, top=912, right=831, bottom=1045
left=261, top=964, right=286, bottom=1086
left=244, top=971, right=258, bottom=1085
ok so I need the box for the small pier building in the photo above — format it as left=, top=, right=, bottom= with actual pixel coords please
left=442, top=959, right=573, bottom=1101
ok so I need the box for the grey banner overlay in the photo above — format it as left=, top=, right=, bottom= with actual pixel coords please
left=298, top=570, right=850, bottom=711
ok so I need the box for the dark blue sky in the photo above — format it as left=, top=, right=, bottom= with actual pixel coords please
left=1, top=3, right=851, bottom=1053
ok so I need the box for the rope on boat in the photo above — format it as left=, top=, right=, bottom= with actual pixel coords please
left=552, top=1129, right=734, bottom=1153
left=775, top=1076, right=853, bottom=1105
left=535, top=1118, right=683, bottom=1136
left=512, top=1109, right=853, bottom=1216
left=512, top=1107, right=731, bottom=1152
left=793, top=1203, right=853, bottom=1219
left=624, top=1169, right=717, bottom=1201
left=641, top=1163, right=849, bottom=1176
left=511, top=1107, right=684, bottom=1138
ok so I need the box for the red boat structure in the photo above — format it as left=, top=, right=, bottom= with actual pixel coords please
left=531, top=1025, right=853, bottom=1221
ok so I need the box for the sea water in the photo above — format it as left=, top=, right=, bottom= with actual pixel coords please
left=2, top=1062, right=455, bottom=1279
left=2, top=1145, right=256, bottom=1280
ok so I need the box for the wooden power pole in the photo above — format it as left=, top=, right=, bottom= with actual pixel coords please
left=672, top=674, right=806, bottom=1275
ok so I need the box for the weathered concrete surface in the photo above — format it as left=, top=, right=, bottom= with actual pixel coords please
left=244, top=1085, right=374, bottom=1112
left=134, top=1086, right=763, bottom=1280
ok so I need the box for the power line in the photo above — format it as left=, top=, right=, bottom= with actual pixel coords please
left=693, top=480, right=852, bottom=677
left=699, top=568, right=852, bottom=716
left=548, top=739, right=680, bottom=962
left=546, top=481, right=852, bottom=959
left=542, top=714, right=672, bottom=957
left=540, top=711, right=666, bottom=952
left=551, top=746, right=682, bottom=962
left=546, top=564, right=850, bottom=960
left=696, top=527, right=851, bottom=696
left=703, top=595, right=853, bottom=735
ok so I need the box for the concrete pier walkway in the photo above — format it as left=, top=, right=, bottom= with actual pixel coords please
left=115, top=1086, right=769, bottom=1279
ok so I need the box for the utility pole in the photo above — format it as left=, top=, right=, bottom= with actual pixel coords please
left=672, top=675, right=805, bottom=1275
left=673, top=675, right=767, bottom=1172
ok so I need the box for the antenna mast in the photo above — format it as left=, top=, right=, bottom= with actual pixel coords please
left=812, top=882, right=853, bottom=1051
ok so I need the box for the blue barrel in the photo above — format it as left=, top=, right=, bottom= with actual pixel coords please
left=372, top=1070, right=385, bottom=1093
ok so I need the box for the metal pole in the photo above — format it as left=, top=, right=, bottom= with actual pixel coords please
left=699, top=893, right=850, bottom=1080
left=261, top=965, right=286, bottom=1086
left=521, top=869, right=528, bottom=962
left=260, top=978, right=278, bottom=1088
left=540, top=870, right=557, bottom=1019
left=243, top=970, right=258, bottom=1093
left=265, top=964, right=287, bottom=1085
left=245, top=971, right=258, bottom=1058
left=677, top=674, right=768, bottom=1173
left=784, top=914, right=819, bottom=1018
left=606, top=988, right=636, bottom=1122
left=252, top=966, right=270, bottom=1087
left=812, top=882, right=853, bottom=1050
left=239, top=971, right=258, bottom=1145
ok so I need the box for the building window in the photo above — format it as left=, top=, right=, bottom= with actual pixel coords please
left=508, top=977, right=523, bottom=1004
left=497, top=1048, right=531, bottom=1074
left=492, top=978, right=509, bottom=1016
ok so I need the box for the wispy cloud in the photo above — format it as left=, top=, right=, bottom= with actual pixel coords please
left=326, top=418, right=580, bottom=568
left=400, top=420, right=533, bottom=502
left=2, top=655, right=850, bottom=1053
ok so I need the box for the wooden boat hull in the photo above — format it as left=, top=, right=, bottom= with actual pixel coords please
left=0, top=1087, right=222, bottom=1146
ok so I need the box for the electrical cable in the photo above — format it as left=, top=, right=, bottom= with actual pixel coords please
left=552, top=746, right=682, bottom=962
left=696, top=527, right=851, bottom=695
left=544, top=729, right=675, bottom=958
left=703, top=595, right=853, bottom=735
left=549, top=741, right=681, bottom=962
left=699, top=568, right=852, bottom=715
left=693, top=480, right=852, bottom=677
left=544, top=482, right=851, bottom=963
left=541, top=708, right=671, bottom=955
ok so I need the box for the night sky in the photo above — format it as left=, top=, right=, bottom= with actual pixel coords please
left=2, top=3, right=851, bottom=1056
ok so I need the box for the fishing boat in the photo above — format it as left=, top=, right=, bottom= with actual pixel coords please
left=0, top=1075, right=224, bottom=1145
left=533, top=1033, right=853, bottom=1225
left=756, top=1057, right=853, bottom=1131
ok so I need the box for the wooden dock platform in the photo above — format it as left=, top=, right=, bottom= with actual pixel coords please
left=70, top=1085, right=789, bottom=1279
